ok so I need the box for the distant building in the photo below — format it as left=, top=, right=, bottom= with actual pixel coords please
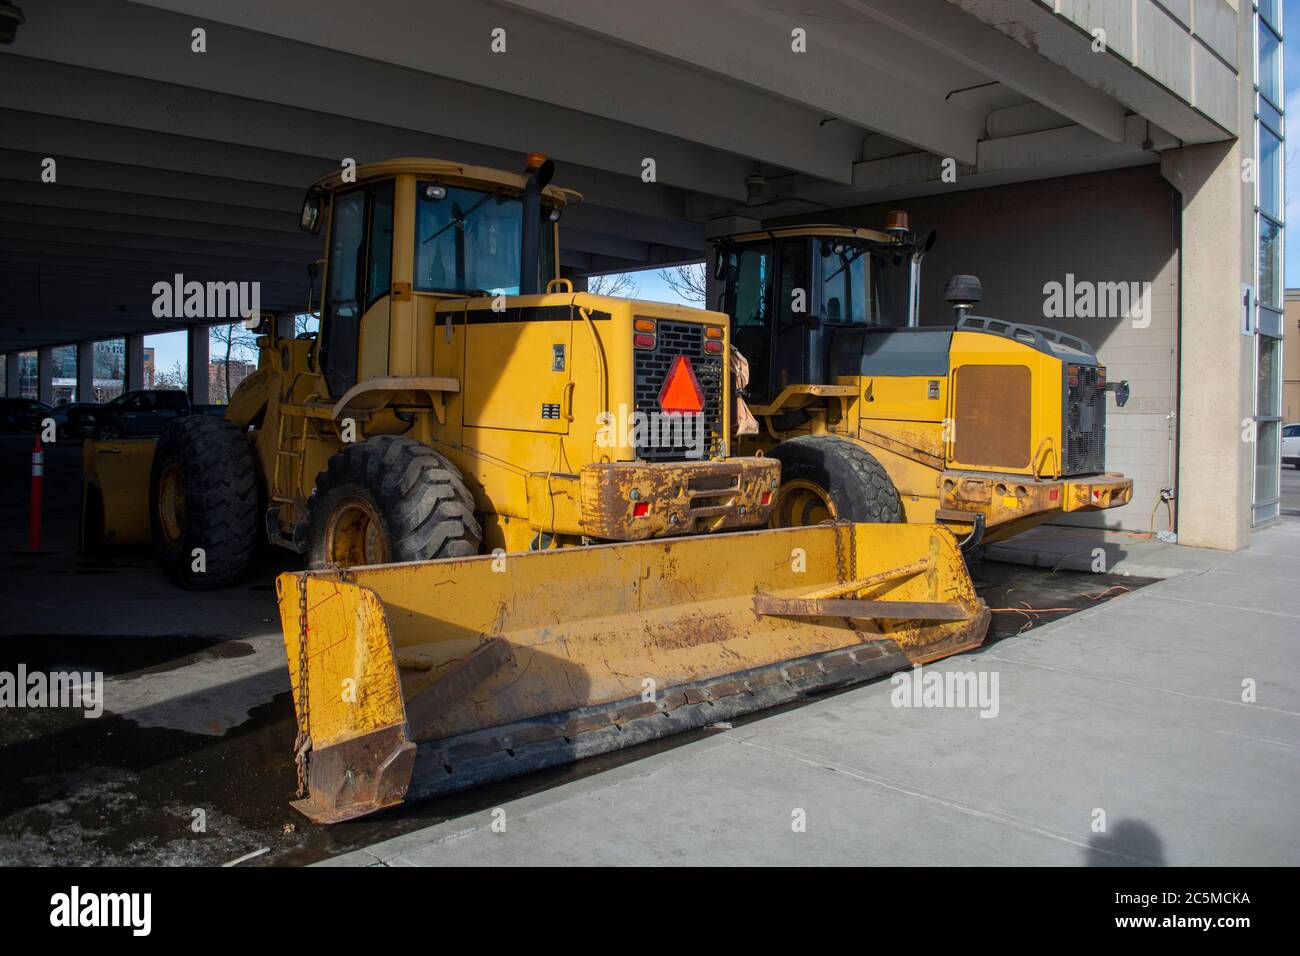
left=209, top=358, right=256, bottom=403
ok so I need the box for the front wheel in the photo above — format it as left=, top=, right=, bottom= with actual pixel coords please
left=767, top=435, right=903, bottom=527
left=307, top=436, right=482, bottom=569
left=95, top=422, right=123, bottom=440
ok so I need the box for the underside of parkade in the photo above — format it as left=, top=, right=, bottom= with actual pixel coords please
left=0, top=0, right=1273, bottom=551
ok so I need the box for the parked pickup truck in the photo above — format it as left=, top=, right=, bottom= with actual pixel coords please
left=65, top=389, right=223, bottom=440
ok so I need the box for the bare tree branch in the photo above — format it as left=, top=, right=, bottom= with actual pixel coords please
left=586, top=272, right=640, bottom=298
left=657, top=263, right=707, bottom=306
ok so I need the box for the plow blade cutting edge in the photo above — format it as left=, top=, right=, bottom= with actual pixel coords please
left=277, top=522, right=990, bottom=823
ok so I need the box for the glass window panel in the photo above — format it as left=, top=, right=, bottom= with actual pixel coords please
left=1259, top=96, right=1282, bottom=138
left=1259, top=22, right=1281, bottom=108
left=1258, top=334, right=1281, bottom=417
left=365, top=180, right=394, bottom=305
left=1259, top=124, right=1282, bottom=218
left=1255, top=419, right=1280, bottom=505
left=415, top=184, right=534, bottom=295
left=1259, top=217, right=1282, bottom=310
left=1259, top=0, right=1279, bottom=32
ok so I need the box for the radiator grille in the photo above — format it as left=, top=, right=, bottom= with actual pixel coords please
left=633, top=320, right=724, bottom=462
left=1063, top=364, right=1106, bottom=475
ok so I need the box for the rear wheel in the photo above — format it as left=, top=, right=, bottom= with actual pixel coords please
left=308, top=436, right=482, bottom=569
left=150, top=416, right=260, bottom=588
left=768, top=435, right=902, bottom=526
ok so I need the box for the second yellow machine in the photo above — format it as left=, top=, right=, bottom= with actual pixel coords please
left=714, top=221, right=1134, bottom=548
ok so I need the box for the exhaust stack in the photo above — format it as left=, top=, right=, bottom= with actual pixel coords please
left=519, top=152, right=554, bottom=296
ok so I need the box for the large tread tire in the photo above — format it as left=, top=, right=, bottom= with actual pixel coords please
left=307, top=435, right=482, bottom=569
left=769, top=435, right=903, bottom=524
left=150, top=416, right=260, bottom=589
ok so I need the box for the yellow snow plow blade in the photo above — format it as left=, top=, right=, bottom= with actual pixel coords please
left=277, top=522, right=990, bottom=823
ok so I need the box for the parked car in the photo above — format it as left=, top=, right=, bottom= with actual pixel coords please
left=0, top=398, right=103, bottom=437
left=1284, top=423, right=1300, bottom=469
left=0, top=397, right=51, bottom=434
left=67, top=389, right=205, bottom=439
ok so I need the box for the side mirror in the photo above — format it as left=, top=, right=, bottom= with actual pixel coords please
left=299, top=194, right=322, bottom=234
left=713, top=249, right=732, bottom=282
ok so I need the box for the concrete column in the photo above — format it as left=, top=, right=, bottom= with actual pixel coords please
left=187, top=325, right=209, bottom=404
left=37, top=347, right=54, bottom=405
left=125, top=335, right=145, bottom=390
left=76, top=341, right=95, bottom=403
left=1161, top=142, right=1253, bottom=551
left=3, top=354, right=18, bottom=398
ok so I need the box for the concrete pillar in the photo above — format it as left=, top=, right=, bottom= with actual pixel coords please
left=3, top=354, right=18, bottom=398
left=1161, top=142, right=1253, bottom=551
left=76, top=341, right=95, bottom=403
left=37, top=347, right=54, bottom=406
left=125, top=335, right=145, bottom=390
left=187, top=325, right=209, bottom=404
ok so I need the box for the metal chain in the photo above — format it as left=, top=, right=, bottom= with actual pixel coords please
left=293, top=572, right=312, bottom=798
left=832, top=520, right=847, bottom=585
left=847, top=521, right=858, bottom=582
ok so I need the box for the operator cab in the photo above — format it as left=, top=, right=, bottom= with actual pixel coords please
left=715, top=218, right=931, bottom=406
left=298, top=157, right=575, bottom=399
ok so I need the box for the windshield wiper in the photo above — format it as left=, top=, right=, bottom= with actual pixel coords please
left=419, top=190, right=502, bottom=246
left=825, top=246, right=866, bottom=283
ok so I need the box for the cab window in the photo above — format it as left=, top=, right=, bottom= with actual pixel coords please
left=414, top=182, right=555, bottom=295
left=726, top=243, right=774, bottom=401
left=320, top=180, right=396, bottom=397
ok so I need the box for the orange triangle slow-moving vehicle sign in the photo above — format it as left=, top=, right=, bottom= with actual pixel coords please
left=657, top=354, right=704, bottom=414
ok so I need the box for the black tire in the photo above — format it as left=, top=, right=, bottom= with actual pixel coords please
left=95, top=421, right=123, bottom=440
left=768, top=435, right=903, bottom=525
left=307, top=435, right=481, bottom=569
left=150, top=416, right=260, bottom=589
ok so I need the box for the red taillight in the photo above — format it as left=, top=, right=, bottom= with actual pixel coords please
left=704, top=340, right=723, bottom=354
left=632, top=501, right=649, bottom=517
left=761, top=491, right=771, bottom=505
left=634, top=333, right=656, bottom=349
left=1049, top=489, right=1059, bottom=501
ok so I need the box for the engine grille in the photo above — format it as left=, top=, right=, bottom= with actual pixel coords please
left=633, top=319, right=724, bottom=462
left=1063, top=363, right=1106, bottom=476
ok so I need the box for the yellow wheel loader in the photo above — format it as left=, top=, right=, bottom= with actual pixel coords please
left=715, top=220, right=1134, bottom=549
left=82, top=157, right=990, bottom=823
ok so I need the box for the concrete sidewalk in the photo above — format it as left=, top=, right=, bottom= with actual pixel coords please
left=980, top=523, right=1228, bottom=579
left=324, top=519, right=1300, bottom=867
